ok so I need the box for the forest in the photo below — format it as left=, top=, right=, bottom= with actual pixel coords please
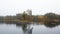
left=0, top=10, right=60, bottom=23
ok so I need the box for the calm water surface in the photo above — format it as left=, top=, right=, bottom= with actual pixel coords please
left=0, top=22, right=60, bottom=34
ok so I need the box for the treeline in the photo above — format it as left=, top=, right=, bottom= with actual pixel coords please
left=0, top=10, right=60, bottom=22
left=0, top=10, right=33, bottom=22
left=44, top=13, right=60, bottom=21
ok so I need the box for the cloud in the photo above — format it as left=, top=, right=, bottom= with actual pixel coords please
left=0, top=0, right=60, bottom=16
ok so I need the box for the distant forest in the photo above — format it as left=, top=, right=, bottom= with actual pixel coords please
left=0, top=10, right=60, bottom=22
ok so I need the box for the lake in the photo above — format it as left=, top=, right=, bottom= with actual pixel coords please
left=0, top=22, right=60, bottom=34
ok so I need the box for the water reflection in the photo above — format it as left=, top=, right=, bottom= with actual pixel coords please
left=0, top=21, right=60, bottom=34
left=16, top=23, right=33, bottom=34
left=44, top=21, right=60, bottom=28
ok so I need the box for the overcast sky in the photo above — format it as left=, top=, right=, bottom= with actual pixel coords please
left=0, top=0, right=60, bottom=16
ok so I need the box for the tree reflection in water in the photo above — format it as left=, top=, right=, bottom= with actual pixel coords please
left=44, top=21, right=60, bottom=28
left=22, top=23, right=33, bottom=34
left=16, top=21, right=60, bottom=34
left=16, top=23, right=33, bottom=34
